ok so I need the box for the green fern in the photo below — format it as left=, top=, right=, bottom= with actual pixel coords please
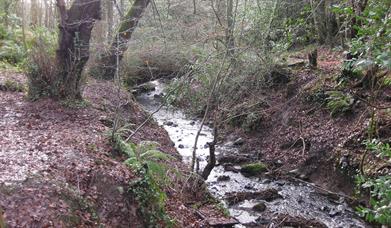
left=111, top=135, right=175, bottom=227
left=326, top=91, right=354, bottom=117
left=112, top=134, right=174, bottom=185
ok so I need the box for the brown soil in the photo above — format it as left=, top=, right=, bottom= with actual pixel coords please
left=0, top=73, right=226, bottom=227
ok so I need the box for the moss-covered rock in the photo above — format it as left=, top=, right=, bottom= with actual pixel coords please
left=253, top=202, right=267, bottom=212
left=240, top=162, right=267, bottom=177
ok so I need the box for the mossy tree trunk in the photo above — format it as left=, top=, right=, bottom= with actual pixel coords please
left=93, top=0, right=151, bottom=79
left=54, top=0, right=101, bottom=99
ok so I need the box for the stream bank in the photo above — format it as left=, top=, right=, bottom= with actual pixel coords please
left=136, top=80, right=369, bottom=227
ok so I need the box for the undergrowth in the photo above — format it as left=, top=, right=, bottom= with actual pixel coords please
left=325, top=91, right=354, bottom=117
left=112, top=134, right=175, bottom=227
left=356, top=140, right=391, bottom=226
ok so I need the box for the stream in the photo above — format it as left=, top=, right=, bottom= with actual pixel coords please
left=136, top=80, right=368, bottom=227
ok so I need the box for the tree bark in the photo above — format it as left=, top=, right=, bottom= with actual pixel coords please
left=93, top=0, right=151, bottom=79
left=55, top=0, right=101, bottom=99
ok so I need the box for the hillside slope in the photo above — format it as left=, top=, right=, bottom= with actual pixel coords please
left=0, top=72, right=225, bottom=227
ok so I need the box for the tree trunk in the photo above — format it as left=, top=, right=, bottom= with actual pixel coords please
left=226, top=0, right=235, bottom=57
left=93, top=0, right=151, bottom=79
left=106, top=0, right=114, bottom=44
left=30, top=0, right=39, bottom=27
left=55, top=0, right=101, bottom=99
left=201, top=127, right=218, bottom=180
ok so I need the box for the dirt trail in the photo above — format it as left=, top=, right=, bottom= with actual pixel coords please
left=0, top=73, right=222, bottom=227
left=0, top=76, right=142, bottom=226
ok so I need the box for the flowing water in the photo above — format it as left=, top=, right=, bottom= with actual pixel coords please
left=136, top=80, right=368, bottom=227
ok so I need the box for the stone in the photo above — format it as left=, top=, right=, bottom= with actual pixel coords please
left=164, top=121, right=174, bottom=126
left=223, top=164, right=240, bottom=173
left=244, top=183, right=254, bottom=190
left=253, top=202, right=267, bottom=212
left=255, top=217, right=271, bottom=225
left=240, top=162, right=268, bottom=177
left=329, top=208, right=340, bottom=217
left=225, top=189, right=281, bottom=205
left=275, top=180, right=286, bottom=186
left=217, top=175, right=230, bottom=182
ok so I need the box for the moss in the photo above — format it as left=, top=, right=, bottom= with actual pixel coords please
left=253, top=202, right=267, bottom=212
left=240, top=162, right=267, bottom=177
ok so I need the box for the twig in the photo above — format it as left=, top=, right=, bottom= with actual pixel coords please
left=299, top=121, right=306, bottom=156
left=191, top=53, right=228, bottom=171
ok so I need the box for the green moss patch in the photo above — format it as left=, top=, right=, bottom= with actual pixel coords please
left=240, top=162, right=267, bottom=177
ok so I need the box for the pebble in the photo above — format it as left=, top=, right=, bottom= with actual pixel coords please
left=253, top=202, right=267, bottom=212
left=217, top=175, right=230, bottom=181
left=164, top=121, right=174, bottom=126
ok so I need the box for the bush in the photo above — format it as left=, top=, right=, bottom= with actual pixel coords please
left=326, top=91, right=354, bottom=117
left=25, top=30, right=58, bottom=100
left=356, top=140, right=391, bottom=225
left=0, top=39, right=25, bottom=64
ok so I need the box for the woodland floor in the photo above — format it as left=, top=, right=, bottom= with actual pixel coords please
left=0, top=72, right=226, bottom=227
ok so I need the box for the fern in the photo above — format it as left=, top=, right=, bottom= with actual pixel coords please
left=112, top=134, right=174, bottom=186
left=111, top=135, right=175, bottom=227
left=326, top=91, right=354, bottom=117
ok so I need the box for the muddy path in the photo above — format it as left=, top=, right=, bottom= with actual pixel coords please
left=136, top=80, right=369, bottom=228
